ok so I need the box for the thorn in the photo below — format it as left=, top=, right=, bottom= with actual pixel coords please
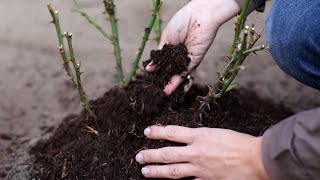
left=237, top=65, right=245, bottom=70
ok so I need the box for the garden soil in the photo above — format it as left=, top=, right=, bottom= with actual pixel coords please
left=0, top=1, right=319, bottom=179
left=30, top=44, right=292, bottom=179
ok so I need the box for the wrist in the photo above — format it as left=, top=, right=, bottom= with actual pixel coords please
left=252, top=137, right=269, bottom=180
left=193, top=0, right=242, bottom=25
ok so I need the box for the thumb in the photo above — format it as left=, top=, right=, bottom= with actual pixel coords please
left=163, top=59, right=197, bottom=96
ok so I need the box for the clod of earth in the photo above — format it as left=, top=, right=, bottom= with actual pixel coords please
left=30, top=44, right=292, bottom=179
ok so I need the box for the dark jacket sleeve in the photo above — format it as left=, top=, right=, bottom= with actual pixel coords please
left=262, top=108, right=320, bottom=180
left=238, top=0, right=266, bottom=14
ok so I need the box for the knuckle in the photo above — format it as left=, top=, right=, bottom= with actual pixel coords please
left=155, top=166, right=162, bottom=177
left=197, top=127, right=209, bottom=136
left=165, top=125, right=176, bottom=139
left=142, top=151, right=151, bottom=162
left=149, top=126, right=159, bottom=137
left=160, top=149, right=172, bottom=162
left=169, top=166, right=180, bottom=177
left=188, top=148, right=199, bottom=159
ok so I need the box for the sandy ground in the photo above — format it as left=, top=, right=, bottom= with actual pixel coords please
left=0, top=0, right=319, bottom=179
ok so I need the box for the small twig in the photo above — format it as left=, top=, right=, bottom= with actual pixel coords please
left=72, top=0, right=112, bottom=41
left=65, top=32, right=96, bottom=118
left=85, top=126, right=99, bottom=136
left=124, top=0, right=161, bottom=88
left=152, top=0, right=163, bottom=44
left=61, top=158, right=68, bottom=178
left=244, top=45, right=269, bottom=55
left=103, top=0, right=124, bottom=87
left=47, top=4, right=77, bottom=86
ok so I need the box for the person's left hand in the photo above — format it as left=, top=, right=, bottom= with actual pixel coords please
left=135, top=125, right=269, bottom=180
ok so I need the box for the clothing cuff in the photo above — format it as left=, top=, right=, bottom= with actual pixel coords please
left=237, top=0, right=266, bottom=15
left=261, top=114, right=309, bottom=179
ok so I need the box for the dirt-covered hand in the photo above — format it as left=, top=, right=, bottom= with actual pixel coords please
left=146, top=0, right=242, bottom=96
left=135, top=125, right=269, bottom=180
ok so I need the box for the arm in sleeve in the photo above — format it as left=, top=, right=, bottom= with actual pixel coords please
left=238, top=0, right=266, bottom=14
left=262, top=108, right=320, bottom=180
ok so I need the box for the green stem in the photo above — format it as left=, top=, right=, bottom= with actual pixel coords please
left=72, top=0, right=112, bottom=41
left=244, top=45, right=269, bottom=55
left=103, top=0, right=124, bottom=87
left=47, top=3, right=77, bottom=86
left=217, top=27, right=249, bottom=98
left=153, top=0, right=162, bottom=44
left=212, top=0, right=250, bottom=96
left=124, top=0, right=161, bottom=88
left=233, top=0, right=250, bottom=45
left=65, top=32, right=96, bottom=118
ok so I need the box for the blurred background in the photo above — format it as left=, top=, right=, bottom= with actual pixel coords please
left=0, top=0, right=319, bottom=179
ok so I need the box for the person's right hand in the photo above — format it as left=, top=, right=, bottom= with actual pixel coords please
left=146, top=0, right=243, bottom=96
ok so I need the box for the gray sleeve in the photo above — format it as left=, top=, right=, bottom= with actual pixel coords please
left=262, top=108, right=320, bottom=180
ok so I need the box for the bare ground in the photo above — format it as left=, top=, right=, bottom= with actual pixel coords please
left=0, top=0, right=319, bottom=179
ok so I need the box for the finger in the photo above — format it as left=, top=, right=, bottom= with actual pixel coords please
left=164, top=75, right=184, bottom=96
left=146, top=63, right=157, bottom=72
left=141, top=163, right=197, bottom=179
left=144, top=125, right=196, bottom=144
left=164, top=61, right=197, bottom=96
left=136, top=146, right=195, bottom=164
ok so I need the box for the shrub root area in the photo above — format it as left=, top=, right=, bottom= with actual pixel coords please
left=31, top=44, right=292, bottom=179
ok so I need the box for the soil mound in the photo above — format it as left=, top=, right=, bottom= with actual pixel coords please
left=30, top=44, right=292, bottom=179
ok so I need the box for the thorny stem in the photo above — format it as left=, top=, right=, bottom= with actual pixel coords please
left=65, top=32, right=96, bottom=118
left=72, top=0, right=112, bottom=41
left=217, top=27, right=249, bottom=98
left=103, top=0, right=124, bottom=87
left=124, top=0, right=161, bottom=88
left=153, top=0, right=163, bottom=44
left=199, top=0, right=268, bottom=115
left=232, top=0, right=250, bottom=47
left=47, top=4, right=77, bottom=86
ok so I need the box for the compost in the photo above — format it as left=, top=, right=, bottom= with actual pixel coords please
left=31, top=44, right=292, bottom=180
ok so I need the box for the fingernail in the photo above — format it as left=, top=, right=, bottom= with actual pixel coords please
left=144, top=127, right=151, bottom=136
left=135, top=153, right=143, bottom=162
left=141, top=167, right=149, bottom=175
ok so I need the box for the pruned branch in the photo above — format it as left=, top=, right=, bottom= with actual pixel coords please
left=153, top=0, right=163, bottom=44
left=103, top=0, right=124, bottom=87
left=65, top=32, right=96, bottom=118
left=47, top=3, right=77, bottom=86
left=47, top=3, right=95, bottom=118
left=72, top=0, right=112, bottom=41
left=124, top=0, right=161, bottom=88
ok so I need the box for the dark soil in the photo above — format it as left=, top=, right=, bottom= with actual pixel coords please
left=30, top=44, right=293, bottom=180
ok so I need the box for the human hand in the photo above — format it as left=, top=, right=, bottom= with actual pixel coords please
left=146, top=0, right=242, bottom=96
left=135, top=125, right=269, bottom=180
